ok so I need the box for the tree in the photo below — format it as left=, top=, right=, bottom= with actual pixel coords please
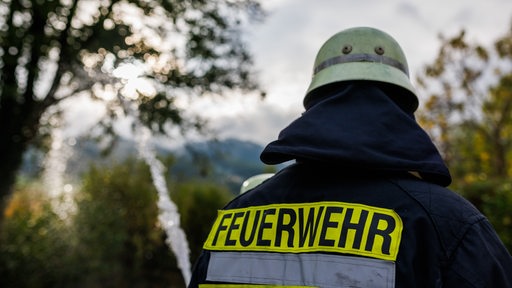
left=416, top=23, right=512, bottom=181
left=75, top=158, right=179, bottom=287
left=1, top=156, right=237, bottom=287
left=0, top=182, right=78, bottom=287
left=172, top=180, right=232, bottom=262
left=0, top=0, right=264, bottom=222
left=416, top=23, right=512, bottom=252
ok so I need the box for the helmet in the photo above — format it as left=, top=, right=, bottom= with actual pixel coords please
left=239, top=173, right=274, bottom=194
left=304, top=27, right=418, bottom=111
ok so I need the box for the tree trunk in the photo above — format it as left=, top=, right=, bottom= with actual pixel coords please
left=0, top=127, right=28, bottom=228
left=0, top=98, right=42, bottom=226
left=0, top=147, right=24, bottom=226
left=492, top=131, right=508, bottom=178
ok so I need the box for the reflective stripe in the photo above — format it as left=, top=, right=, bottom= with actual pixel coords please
left=200, top=285, right=315, bottom=288
left=207, top=252, right=395, bottom=288
left=313, top=53, right=409, bottom=76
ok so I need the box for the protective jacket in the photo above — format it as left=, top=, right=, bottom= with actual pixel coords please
left=188, top=83, right=512, bottom=288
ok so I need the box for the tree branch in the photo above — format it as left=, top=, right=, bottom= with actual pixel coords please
left=42, top=0, right=80, bottom=108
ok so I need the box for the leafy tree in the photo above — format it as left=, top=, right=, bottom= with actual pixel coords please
left=0, top=0, right=264, bottom=223
left=416, top=23, right=512, bottom=250
left=1, top=156, right=237, bottom=287
left=416, top=24, right=512, bottom=181
left=74, top=157, right=179, bottom=287
left=457, top=179, right=512, bottom=252
left=0, top=182, right=78, bottom=287
left=173, top=180, right=233, bottom=262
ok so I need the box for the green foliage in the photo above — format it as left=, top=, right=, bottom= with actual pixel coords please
left=0, top=183, right=78, bottom=287
left=0, top=156, right=236, bottom=287
left=0, top=0, right=265, bottom=224
left=173, top=181, right=233, bottom=261
left=417, top=22, right=512, bottom=251
left=73, top=157, right=180, bottom=287
left=417, top=25, right=512, bottom=180
left=457, top=179, right=512, bottom=252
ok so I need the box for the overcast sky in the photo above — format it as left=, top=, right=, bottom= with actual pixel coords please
left=199, top=0, right=512, bottom=146
left=60, top=0, right=512, bottom=149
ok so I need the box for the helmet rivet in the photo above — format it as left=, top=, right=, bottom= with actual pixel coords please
left=342, top=45, right=352, bottom=54
left=375, top=46, right=385, bottom=55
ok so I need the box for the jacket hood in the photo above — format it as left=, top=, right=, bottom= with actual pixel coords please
left=260, top=82, right=452, bottom=186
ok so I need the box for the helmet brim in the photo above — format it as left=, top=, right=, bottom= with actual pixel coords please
left=305, top=62, right=418, bottom=111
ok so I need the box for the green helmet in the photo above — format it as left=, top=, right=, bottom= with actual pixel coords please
left=304, top=27, right=418, bottom=111
left=239, top=173, right=274, bottom=194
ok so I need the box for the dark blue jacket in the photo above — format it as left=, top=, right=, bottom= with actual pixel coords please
left=189, top=83, right=512, bottom=288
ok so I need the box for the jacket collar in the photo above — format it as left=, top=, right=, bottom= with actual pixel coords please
left=260, top=82, right=452, bottom=186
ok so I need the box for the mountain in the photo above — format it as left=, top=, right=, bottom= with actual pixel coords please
left=171, top=139, right=276, bottom=193
left=22, top=137, right=280, bottom=194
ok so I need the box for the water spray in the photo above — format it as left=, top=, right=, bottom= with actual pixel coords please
left=135, top=125, right=192, bottom=284
left=43, top=127, right=76, bottom=222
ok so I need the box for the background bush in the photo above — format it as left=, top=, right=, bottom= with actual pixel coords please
left=1, top=157, right=510, bottom=287
left=0, top=158, right=233, bottom=288
left=458, top=179, right=512, bottom=251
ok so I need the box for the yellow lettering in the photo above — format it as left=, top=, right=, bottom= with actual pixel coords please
left=204, top=202, right=403, bottom=261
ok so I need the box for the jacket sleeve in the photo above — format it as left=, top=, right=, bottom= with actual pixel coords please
left=443, top=218, right=512, bottom=287
left=188, top=250, right=211, bottom=288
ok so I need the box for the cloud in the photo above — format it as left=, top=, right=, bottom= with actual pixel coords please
left=61, top=0, right=512, bottom=149
left=211, top=102, right=297, bottom=145
left=207, top=0, right=512, bottom=145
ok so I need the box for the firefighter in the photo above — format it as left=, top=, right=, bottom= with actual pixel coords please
left=239, top=173, right=275, bottom=194
left=188, top=27, right=512, bottom=287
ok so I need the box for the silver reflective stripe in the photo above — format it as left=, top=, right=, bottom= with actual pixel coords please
left=207, top=252, right=395, bottom=288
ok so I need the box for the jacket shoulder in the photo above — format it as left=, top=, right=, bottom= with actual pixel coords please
left=391, top=178, right=485, bottom=257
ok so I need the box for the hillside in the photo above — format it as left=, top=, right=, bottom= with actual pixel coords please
left=21, top=137, right=280, bottom=194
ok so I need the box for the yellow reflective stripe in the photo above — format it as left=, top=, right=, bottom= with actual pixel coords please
left=203, top=201, right=403, bottom=261
left=200, top=285, right=316, bottom=288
